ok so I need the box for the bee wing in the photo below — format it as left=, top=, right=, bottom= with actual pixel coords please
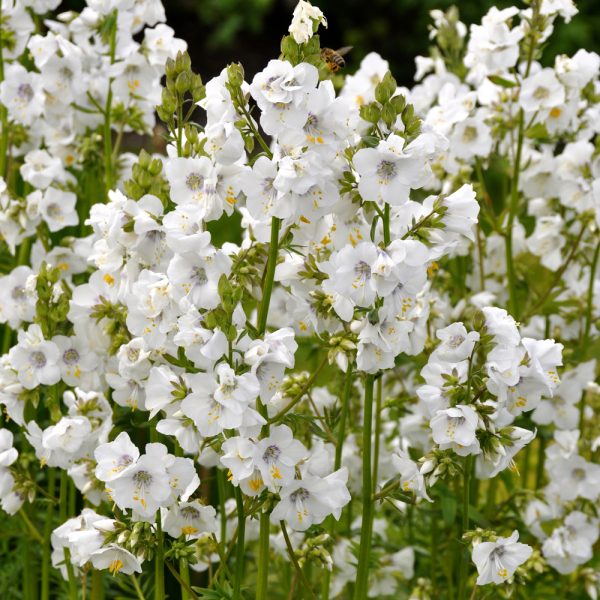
left=335, top=46, right=353, bottom=57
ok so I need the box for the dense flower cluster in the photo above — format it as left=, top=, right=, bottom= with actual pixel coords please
left=0, top=0, right=598, bottom=599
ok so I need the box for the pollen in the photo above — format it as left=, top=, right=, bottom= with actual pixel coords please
left=109, top=559, right=123, bottom=575
left=103, top=273, right=115, bottom=286
left=181, top=526, right=199, bottom=535
left=550, top=107, right=561, bottom=118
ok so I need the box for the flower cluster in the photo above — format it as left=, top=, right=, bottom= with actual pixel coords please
left=0, top=0, right=598, bottom=599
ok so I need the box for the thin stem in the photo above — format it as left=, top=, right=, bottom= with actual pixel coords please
left=166, top=561, right=200, bottom=600
left=20, top=508, right=43, bottom=543
left=59, top=470, right=68, bottom=523
left=504, top=108, right=524, bottom=319
left=535, top=436, right=546, bottom=489
left=154, top=516, right=165, bottom=600
left=90, top=570, right=104, bottom=600
left=353, top=374, right=375, bottom=600
left=257, top=217, right=281, bottom=336
left=335, top=362, right=354, bottom=472
left=372, top=376, right=383, bottom=504
left=583, top=239, right=600, bottom=351
left=523, top=220, right=589, bottom=320
left=64, top=548, right=78, bottom=600
left=268, top=355, right=328, bottom=424
left=216, top=468, right=227, bottom=556
left=232, top=487, right=246, bottom=600
left=322, top=361, right=354, bottom=600
left=179, top=559, right=190, bottom=600
left=103, top=11, right=118, bottom=195
left=41, top=469, right=57, bottom=600
left=130, top=575, right=146, bottom=600
left=255, top=512, right=270, bottom=599
left=280, top=522, right=318, bottom=600
left=382, top=203, right=391, bottom=246
left=458, top=455, right=473, bottom=599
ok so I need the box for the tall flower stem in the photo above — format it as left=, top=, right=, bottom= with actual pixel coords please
left=583, top=239, right=600, bottom=352
left=41, top=469, right=56, bottom=600
left=281, top=521, right=317, bottom=600
left=179, top=559, right=190, bottom=600
left=257, top=217, right=281, bottom=336
left=353, top=373, right=375, bottom=600
left=255, top=215, right=281, bottom=599
left=155, top=516, right=165, bottom=600
left=321, top=361, right=354, bottom=600
left=504, top=109, right=525, bottom=319
left=91, top=570, right=104, bottom=600
left=457, top=455, right=474, bottom=599
left=232, top=487, right=246, bottom=600
left=504, top=3, right=539, bottom=319
left=255, top=508, right=271, bottom=600
left=103, top=11, right=118, bottom=195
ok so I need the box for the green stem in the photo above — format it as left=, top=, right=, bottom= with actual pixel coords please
left=353, top=374, right=375, bottom=600
left=232, top=487, right=246, bottom=600
left=257, top=217, right=281, bottom=336
left=535, top=436, right=546, bottom=489
left=322, top=361, right=354, bottom=600
left=59, top=470, right=68, bottom=523
left=130, top=575, right=146, bottom=600
left=268, top=355, right=328, bottom=424
left=216, top=468, right=227, bottom=556
left=179, top=559, right=190, bottom=600
left=430, top=509, right=437, bottom=596
left=485, top=478, right=497, bottom=520
left=583, top=239, right=600, bottom=353
left=457, top=455, right=473, bottom=599
left=155, top=516, right=165, bottom=600
left=165, top=561, right=199, bottom=600
left=41, top=469, right=56, bottom=600
left=504, top=109, right=524, bottom=319
left=90, top=570, right=103, bottom=600
left=255, top=512, right=270, bottom=599
left=280, top=522, right=317, bottom=600
left=65, top=548, right=78, bottom=600
left=103, top=11, right=118, bottom=195
left=382, top=203, right=391, bottom=246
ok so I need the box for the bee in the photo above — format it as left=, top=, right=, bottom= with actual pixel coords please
left=321, top=46, right=353, bottom=73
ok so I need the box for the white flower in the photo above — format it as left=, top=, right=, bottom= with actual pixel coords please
left=94, top=432, right=140, bottom=482
left=433, top=323, right=480, bottom=362
left=391, top=451, right=431, bottom=501
left=20, top=150, right=68, bottom=189
left=253, top=425, right=307, bottom=489
left=354, top=134, right=430, bottom=206
left=542, top=511, right=599, bottom=574
left=90, top=544, right=142, bottom=576
left=0, top=64, right=44, bottom=125
left=9, top=324, right=61, bottom=389
left=430, top=404, right=479, bottom=449
left=163, top=500, right=218, bottom=538
left=53, top=335, right=98, bottom=387
left=107, top=443, right=172, bottom=518
left=472, top=530, right=532, bottom=585
left=288, top=0, right=327, bottom=44
left=271, top=468, right=350, bottom=531
left=519, top=68, right=565, bottom=114
left=40, top=188, right=79, bottom=232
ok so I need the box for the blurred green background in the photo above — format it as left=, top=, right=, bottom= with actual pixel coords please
left=59, top=0, right=600, bottom=84
left=168, top=0, right=600, bottom=85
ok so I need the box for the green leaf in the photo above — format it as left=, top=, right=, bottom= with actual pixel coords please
left=487, top=75, right=518, bottom=88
